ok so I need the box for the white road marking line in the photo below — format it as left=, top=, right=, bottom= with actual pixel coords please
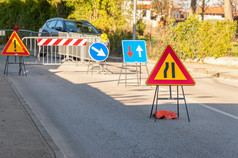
left=187, top=98, right=238, bottom=120
left=159, top=87, right=238, bottom=120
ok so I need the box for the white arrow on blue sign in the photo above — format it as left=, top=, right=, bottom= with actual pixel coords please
left=122, top=40, right=147, bottom=63
left=89, top=42, right=109, bottom=61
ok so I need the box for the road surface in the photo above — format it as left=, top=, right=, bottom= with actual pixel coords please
left=0, top=58, right=238, bottom=158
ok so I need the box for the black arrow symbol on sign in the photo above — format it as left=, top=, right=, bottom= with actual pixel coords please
left=14, top=40, right=16, bottom=52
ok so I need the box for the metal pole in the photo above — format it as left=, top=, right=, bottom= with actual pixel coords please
left=181, top=86, right=190, bottom=122
left=150, top=86, right=158, bottom=118
left=177, top=86, right=179, bottom=117
left=155, top=86, right=159, bottom=122
left=4, top=56, right=9, bottom=76
left=132, top=0, right=137, bottom=40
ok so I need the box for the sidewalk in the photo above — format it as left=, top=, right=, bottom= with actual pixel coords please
left=0, top=75, right=55, bottom=158
left=110, top=56, right=238, bottom=80
left=185, top=61, right=238, bottom=80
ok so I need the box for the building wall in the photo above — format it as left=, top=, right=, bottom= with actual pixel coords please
left=198, top=15, right=224, bottom=21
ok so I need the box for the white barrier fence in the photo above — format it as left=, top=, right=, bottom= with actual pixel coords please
left=21, top=32, right=105, bottom=65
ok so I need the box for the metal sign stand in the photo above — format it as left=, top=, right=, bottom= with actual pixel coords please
left=4, top=56, right=27, bottom=76
left=150, top=85, right=190, bottom=122
left=87, top=60, right=110, bottom=75
left=117, top=62, right=149, bottom=87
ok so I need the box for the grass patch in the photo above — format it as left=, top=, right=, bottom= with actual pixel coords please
left=230, top=43, right=238, bottom=56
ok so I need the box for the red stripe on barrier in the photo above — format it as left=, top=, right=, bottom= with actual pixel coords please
left=63, top=39, right=73, bottom=46
left=37, top=38, right=87, bottom=46
left=53, top=39, right=63, bottom=46
left=43, top=39, right=52, bottom=45
left=73, top=39, right=83, bottom=45
left=38, top=38, right=42, bottom=43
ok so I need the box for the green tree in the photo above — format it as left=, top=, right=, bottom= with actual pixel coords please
left=64, top=0, right=127, bottom=32
left=0, top=0, right=57, bottom=30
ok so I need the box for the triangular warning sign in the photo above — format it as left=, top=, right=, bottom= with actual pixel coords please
left=146, top=45, right=195, bottom=86
left=1, top=31, right=30, bottom=56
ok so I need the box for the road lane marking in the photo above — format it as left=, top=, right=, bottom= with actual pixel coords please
left=187, top=98, right=238, bottom=120
left=159, top=87, right=238, bottom=120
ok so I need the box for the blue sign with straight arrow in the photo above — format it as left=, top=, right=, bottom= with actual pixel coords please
left=89, top=42, right=109, bottom=61
left=122, top=40, right=147, bottom=63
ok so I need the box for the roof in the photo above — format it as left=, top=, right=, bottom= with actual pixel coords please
left=140, top=4, right=152, bottom=10
left=173, top=6, right=183, bottom=10
left=197, top=7, right=224, bottom=15
left=175, top=18, right=186, bottom=22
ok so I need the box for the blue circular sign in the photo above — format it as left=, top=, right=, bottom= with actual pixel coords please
left=89, top=43, right=109, bottom=61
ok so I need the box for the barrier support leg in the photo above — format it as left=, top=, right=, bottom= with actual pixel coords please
left=4, top=56, right=9, bottom=76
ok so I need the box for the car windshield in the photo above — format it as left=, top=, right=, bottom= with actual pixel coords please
left=65, top=21, right=99, bottom=34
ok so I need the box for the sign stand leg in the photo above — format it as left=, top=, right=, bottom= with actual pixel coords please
left=169, top=85, right=172, bottom=99
left=125, top=63, right=127, bottom=87
left=154, top=86, right=159, bottom=122
left=177, top=86, right=179, bottom=117
left=139, top=63, right=142, bottom=85
left=22, top=57, right=27, bottom=76
left=150, top=85, right=159, bottom=118
left=4, top=56, right=9, bottom=76
left=117, top=63, right=124, bottom=85
left=181, top=86, right=190, bottom=122
left=18, top=56, right=27, bottom=76
left=19, top=56, right=23, bottom=75
left=118, top=63, right=147, bottom=86
left=150, top=85, right=190, bottom=122
left=136, top=63, right=139, bottom=85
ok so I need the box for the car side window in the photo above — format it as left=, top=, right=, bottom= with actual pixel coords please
left=55, top=21, right=64, bottom=31
left=46, top=21, right=51, bottom=28
left=65, top=22, right=77, bottom=32
left=48, top=20, right=57, bottom=29
left=81, top=23, right=96, bottom=34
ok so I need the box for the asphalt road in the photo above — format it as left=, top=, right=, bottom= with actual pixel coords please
left=1, top=56, right=238, bottom=158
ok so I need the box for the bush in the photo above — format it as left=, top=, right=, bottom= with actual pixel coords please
left=0, top=0, right=57, bottom=31
left=108, top=30, right=133, bottom=56
left=167, top=17, right=237, bottom=60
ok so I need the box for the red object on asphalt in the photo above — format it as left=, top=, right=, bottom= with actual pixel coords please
left=14, top=26, right=19, bottom=32
left=153, top=110, right=178, bottom=120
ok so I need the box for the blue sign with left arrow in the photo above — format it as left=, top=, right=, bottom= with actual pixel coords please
left=122, top=40, right=147, bottom=63
left=89, top=43, right=109, bottom=61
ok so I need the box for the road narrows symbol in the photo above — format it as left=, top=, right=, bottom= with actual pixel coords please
left=164, top=62, right=169, bottom=78
left=163, top=62, right=176, bottom=78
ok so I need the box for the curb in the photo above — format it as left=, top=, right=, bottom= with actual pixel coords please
left=4, top=76, right=65, bottom=158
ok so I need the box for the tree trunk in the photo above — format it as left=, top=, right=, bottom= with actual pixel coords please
left=189, top=0, right=197, bottom=17
left=224, top=0, right=233, bottom=21
left=201, top=0, right=205, bottom=20
left=57, top=0, right=64, bottom=18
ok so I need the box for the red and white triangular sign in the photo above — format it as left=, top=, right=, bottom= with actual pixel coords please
left=1, top=31, right=30, bottom=56
left=146, top=45, right=195, bottom=86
